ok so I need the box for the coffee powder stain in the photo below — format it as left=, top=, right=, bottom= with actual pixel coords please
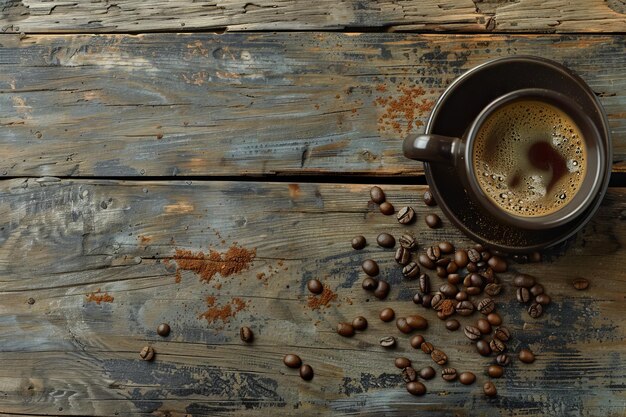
left=86, top=288, right=114, bottom=304
left=199, top=296, right=248, bottom=325
left=374, top=84, right=434, bottom=135
left=172, top=244, right=256, bottom=285
left=307, top=284, right=338, bottom=310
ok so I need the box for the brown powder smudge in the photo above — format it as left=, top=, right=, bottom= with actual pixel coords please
left=172, top=244, right=256, bottom=284
left=86, top=288, right=114, bottom=304
left=199, top=296, right=248, bottom=324
left=307, top=285, right=338, bottom=310
left=374, top=85, right=434, bottom=135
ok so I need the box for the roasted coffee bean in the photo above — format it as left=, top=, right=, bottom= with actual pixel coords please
left=157, top=323, right=171, bottom=337
left=352, top=316, right=368, bottom=331
left=380, top=201, right=395, bottom=215
left=431, top=349, right=448, bottom=365
left=423, top=190, right=436, bottom=206
left=494, top=327, right=511, bottom=342
left=477, top=298, right=495, bottom=315
left=140, top=346, right=155, bottom=361
left=377, top=233, right=396, bottom=248
left=395, top=247, right=411, bottom=265
left=439, top=300, right=455, bottom=317
left=419, top=366, right=436, bottom=380
left=467, top=248, right=481, bottom=263
left=476, top=340, right=491, bottom=356
left=519, top=348, right=535, bottom=363
left=496, top=353, right=511, bottom=366
left=513, top=274, right=536, bottom=288
left=307, top=279, right=324, bottom=295
left=530, top=284, right=544, bottom=297
left=351, top=235, right=366, bottom=250
left=412, top=292, right=423, bottom=305
left=418, top=254, right=436, bottom=269
left=466, top=286, right=481, bottom=295
left=489, top=338, right=506, bottom=353
left=487, top=255, right=507, bottom=272
left=573, top=278, right=589, bottom=290
left=466, top=262, right=478, bottom=272
left=397, top=206, right=416, bottom=224
left=436, top=266, right=447, bottom=278
left=445, top=319, right=460, bottom=331
left=462, top=273, right=472, bottom=287
left=459, top=372, right=476, bottom=385
left=455, top=300, right=474, bottom=316
left=380, top=308, right=395, bottom=322
left=454, top=250, right=469, bottom=268
left=395, top=357, right=411, bottom=369
left=485, top=283, right=502, bottom=297
left=455, top=291, right=468, bottom=302
left=421, top=342, right=434, bottom=354
left=370, top=186, right=386, bottom=204
left=396, top=317, right=413, bottom=334
left=406, top=315, right=428, bottom=330
left=477, top=261, right=487, bottom=269
left=516, top=287, right=531, bottom=303
left=379, top=336, right=396, bottom=348
left=482, top=268, right=496, bottom=283
left=239, top=326, right=253, bottom=343
left=406, top=381, right=427, bottom=396
left=448, top=273, right=462, bottom=285
left=399, top=234, right=418, bottom=250
left=446, top=261, right=458, bottom=274
left=464, top=325, right=482, bottom=341
left=535, top=294, right=551, bottom=305
left=403, top=262, right=420, bottom=279
left=436, top=257, right=451, bottom=267
left=27, top=298, right=36, bottom=305
left=469, top=273, right=484, bottom=288
left=487, top=313, right=502, bottom=326
left=528, top=302, right=543, bottom=318
left=374, top=280, right=390, bottom=299
left=441, top=368, right=457, bottom=382
left=436, top=310, right=447, bottom=320
left=422, top=294, right=433, bottom=308
left=410, top=334, right=425, bottom=349
left=481, top=251, right=491, bottom=261
left=362, top=277, right=378, bottom=291
left=440, top=283, right=458, bottom=298
left=337, top=322, right=355, bottom=337
left=402, top=366, right=417, bottom=382
left=283, top=354, right=302, bottom=368
left=474, top=243, right=485, bottom=252
left=362, top=259, right=379, bottom=276
left=476, top=318, right=491, bottom=334
left=419, top=274, right=431, bottom=294
left=299, top=364, right=314, bottom=381
left=427, top=246, right=441, bottom=262
left=425, top=213, right=441, bottom=228
left=483, top=381, right=497, bottom=397
left=438, top=241, right=454, bottom=253
left=430, top=293, right=444, bottom=310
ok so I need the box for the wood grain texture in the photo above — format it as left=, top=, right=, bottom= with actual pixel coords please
left=0, top=0, right=625, bottom=33
left=0, top=179, right=624, bottom=416
left=1, top=33, right=625, bottom=178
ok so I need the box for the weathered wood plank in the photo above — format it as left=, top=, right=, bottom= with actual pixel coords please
left=0, top=179, right=624, bottom=416
left=0, top=0, right=625, bottom=33
left=0, top=33, right=625, bottom=178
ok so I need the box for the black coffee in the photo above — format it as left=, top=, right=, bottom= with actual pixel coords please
left=473, top=99, right=587, bottom=217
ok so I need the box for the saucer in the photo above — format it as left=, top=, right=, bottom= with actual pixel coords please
left=424, top=56, right=612, bottom=253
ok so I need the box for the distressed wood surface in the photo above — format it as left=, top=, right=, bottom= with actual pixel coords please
left=1, top=33, right=625, bottom=178
left=1, top=0, right=625, bottom=34
left=0, top=179, right=624, bottom=416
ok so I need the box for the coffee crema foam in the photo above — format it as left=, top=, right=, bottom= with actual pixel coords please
left=472, top=100, right=587, bottom=217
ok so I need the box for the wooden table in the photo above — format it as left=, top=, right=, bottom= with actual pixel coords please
left=1, top=2, right=625, bottom=416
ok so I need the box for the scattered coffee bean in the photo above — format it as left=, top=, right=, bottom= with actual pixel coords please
left=307, top=279, right=324, bottom=295
left=284, top=354, right=302, bottom=368
left=157, top=323, right=171, bottom=337
left=494, top=327, right=510, bottom=342
left=380, top=201, right=394, bottom=215
left=441, top=367, right=457, bottom=382
left=572, top=278, right=589, bottom=290
left=399, top=234, right=418, bottom=250
left=487, top=313, right=502, bottom=326
left=446, top=319, right=460, bottom=331
left=402, top=366, right=417, bottom=382
left=377, top=233, right=396, bottom=248
left=402, top=262, right=420, bottom=279
left=448, top=273, right=462, bottom=285
left=484, top=283, right=502, bottom=297
left=436, top=257, right=451, bottom=267
left=410, top=334, right=425, bottom=349
left=412, top=292, right=423, bottom=305
left=438, top=300, right=455, bottom=317
left=352, top=316, right=368, bottom=331
left=27, top=298, right=35, bottom=305
left=423, top=190, right=436, bottom=206
left=478, top=298, right=495, bottom=315
left=464, top=325, right=482, bottom=341
left=370, top=186, right=385, bottom=204
left=427, top=246, right=441, bottom=262
left=422, top=293, right=433, bottom=308
left=299, top=364, right=314, bottom=381
left=483, top=381, right=497, bottom=397
left=496, top=353, right=511, bottom=366
left=395, top=357, right=412, bottom=369
left=436, top=266, right=447, bottom=278
left=466, top=262, right=478, bottom=272
left=454, top=250, right=469, bottom=268
left=438, top=241, right=454, bottom=253
left=535, top=294, right=551, bottom=305
left=337, top=322, right=355, bottom=337
left=351, top=235, right=366, bottom=250
left=516, top=287, right=531, bottom=303
left=467, top=248, right=481, bottom=263
left=430, top=293, right=444, bottom=310
left=469, top=273, right=484, bottom=288
left=395, top=246, right=411, bottom=265
left=530, top=283, right=544, bottom=297
left=519, top=348, right=535, bottom=363
left=466, top=286, right=481, bottom=296
left=474, top=243, right=485, bottom=252
left=380, top=308, right=395, bottom=322
left=431, top=349, right=448, bottom=365
left=446, top=261, right=458, bottom=274
left=455, top=291, right=468, bottom=302
left=406, top=315, right=428, bottom=330
left=239, top=326, right=253, bottom=343
left=406, top=381, right=427, bottom=396
left=362, top=277, right=378, bottom=291
left=459, top=372, right=476, bottom=385
left=476, top=340, right=491, bottom=356
left=421, top=341, right=434, bottom=354
left=513, top=274, right=536, bottom=288
left=481, top=251, right=491, bottom=261
left=419, top=366, right=436, bottom=380
left=379, top=336, right=396, bottom=348
left=419, top=274, right=431, bottom=294
left=396, top=317, right=412, bottom=334
left=482, top=268, right=496, bottom=283
left=397, top=206, right=416, bottom=224
left=418, top=254, right=436, bottom=269
left=425, top=213, right=441, bottom=228
left=374, top=280, right=390, bottom=299
left=487, top=255, right=507, bottom=272
left=362, top=259, right=379, bottom=276
left=139, top=346, right=155, bottom=361
left=476, top=318, right=492, bottom=334
left=489, top=338, right=506, bottom=353
left=528, top=302, right=543, bottom=318
left=440, top=283, right=458, bottom=298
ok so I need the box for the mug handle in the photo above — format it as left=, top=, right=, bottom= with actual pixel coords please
left=402, top=134, right=462, bottom=165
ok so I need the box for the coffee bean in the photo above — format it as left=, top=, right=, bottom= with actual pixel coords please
left=535, top=294, right=551, bottom=305
left=466, top=262, right=478, bottom=272
left=464, top=325, right=482, bottom=341
left=374, top=280, right=390, bottom=299
left=362, top=259, right=379, bottom=277
left=239, top=326, right=253, bottom=343
left=496, top=353, right=511, bottom=366
left=484, top=283, right=502, bottom=297
left=469, top=273, right=484, bottom=288
left=438, top=299, right=455, bottom=317
left=516, top=287, right=530, bottom=303
left=410, top=334, right=425, bottom=349
left=139, top=346, right=155, bottom=361
left=440, top=283, right=458, bottom=298
left=379, top=336, right=396, bottom=348
left=370, top=186, right=385, bottom=204
left=337, top=322, right=355, bottom=337
left=436, top=310, right=447, bottom=320
left=430, top=293, right=444, bottom=310
left=459, top=372, right=476, bottom=385
left=436, top=266, right=447, bottom=278
left=467, top=248, right=481, bottom=263
left=419, top=274, right=431, bottom=294
left=377, top=233, right=396, bottom=248
left=513, top=274, right=536, bottom=288
left=431, top=349, right=448, bottom=365
left=481, top=251, right=491, bottom=261
left=466, top=286, right=481, bottom=295
left=477, top=298, right=495, bottom=315
left=362, top=277, right=378, bottom=291
left=455, top=290, right=468, bottom=301
left=446, top=261, right=458, bottom=274
left=482, top=268, right=496, bottom=283
left=427, top=246, right=441, bottom=262
left=402, top=366, right=417, bottom=382
left=476, top=318, right=491, bottom=334
left=418, top=254, right=436, bottom=269
left=454, top=301, right=473, bottom=317
left=412, top=293, right=423, bottom=305
left=307, top=279, right=324, bottom=295
left=380, top=308, right=395, bottom=322
left=487, top=313, right=502, bottom=326
left=299, top=364, right=314, bottom=381
left=27, top=298, right=35, bottom=305
left=284, top=354, right=302, bottom=368
left=489, top=338, right=506, bottom=353
left=572, top=278, right=589, bottom=290
left=483, top=381, right=497, bottom=397
left=157, top=323, right=171, bottom=337
left=446, top=319, right=460, bottom=331
left=422, top=294, right=433, bottom=308
left=519, top=348, right=535, bottom=363
left=406, top=315, right=428, bottom=330
left=421, top=341, right=434, bottom=354
left=425, top=213, right=441, bottom=228
left=402, top=262, right=420, bottom=279
left=474, top=243, right=485, bottom=252
left=397, top=206, right=416, bottom=224
left=528, top=302, right=543, bottom=318
left=436, top=257, right=451, bottom=267
left=419, top=366, right=436, bottom=380
left=352, top=316, right=368, bottom=331
left=395, top=357, right=411, bottom=369
left=494, top=327, right=511, bottom=342
left=396, top=317, right=412, bottom=334
left=476, top=340, right=491, bottom=356
left=438, top=241, right=454, bottom=253
left=454, top=250, right=469, bottom=268
left=380, top=201, right=394, bottom=215
left=395, top=247, right=411, bottom=265
left=448, top=273, right=462, bottom=285
left=406, top=381, right=427, bottom=396
left=399, top=234, right=418, bottom=250
left=351, top=235, right=366, bottom=250
left=423, top=190, right=436, bottom=206
left=487, top=255, right=507, bottom=272
left=530, top=284, right=544, bottom=296
left=441, top=367, right=457, bottom=382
